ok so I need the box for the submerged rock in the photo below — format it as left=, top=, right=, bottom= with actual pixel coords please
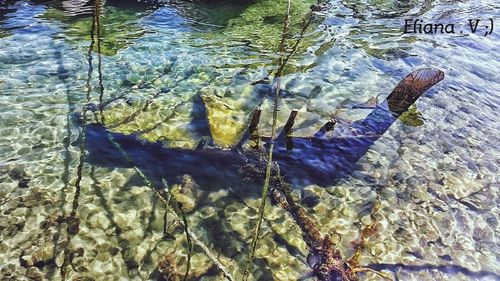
left=8, top=166, right=31, bottom=188
left=8, top=166, right=28, bottom=181
left=200, top=85, right=259, bottom=147
left=171, top=175, right=200, bottom=213
left=18, top=178, right=30, bottom=188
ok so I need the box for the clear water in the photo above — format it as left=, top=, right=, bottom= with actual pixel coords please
left=0, top=0, right=499, bottom=280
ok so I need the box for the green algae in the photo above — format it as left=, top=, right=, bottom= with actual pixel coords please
left=341, top=0, right=415, bottom=17
left=399, top=105, right=424, bottom=127
left=190, top=0, right=321, bottom=71
left=0, top=29, right=10, bottom=38
left=224, top=0, right=318, bottom=53
left=173, top=0, right=254, bottom=26
left=101, top=83, right=259, bottom=149
left=38, top=0, right=319, bottom=58
left=39, top=8, right=67, bottom=22
left=41, top=7, right=146, bottom=56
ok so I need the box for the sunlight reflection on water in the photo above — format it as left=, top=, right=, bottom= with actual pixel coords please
left=0, top=0, right=498, bottom=280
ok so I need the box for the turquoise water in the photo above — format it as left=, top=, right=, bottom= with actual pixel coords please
left=0, top=0, right=498, bottom=280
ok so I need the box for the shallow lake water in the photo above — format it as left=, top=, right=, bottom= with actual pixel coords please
left=0, top=0, right=499, bottom=280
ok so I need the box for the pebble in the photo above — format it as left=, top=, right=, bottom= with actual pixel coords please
left=406, top=176, right=422, bottom=187
left=18, top=178, right=30, bottom=188
left=8, top=166, right=28, bottom=181
left=392, top=171, right=408, bottom=182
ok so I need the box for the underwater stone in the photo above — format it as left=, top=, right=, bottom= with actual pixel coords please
left=18, top=178, right=30, bottom=188
left=409, top=188, right=429, bottom=204
left=67, top=217, right=80, bottom=235
left=8, top=166, right=28, bottom=181
left=133, top=245, right=148, bottom=265
left=392, top=171, right=408, bottom=182
left=444, top=174, right=483, bottom=198
left=21, top=244, right=55, bottom=269
left=485, top=216, right=498, bottom=229
left=114, top=210, right=140, bottom=231
left=301, top=194, right=320, bottom=208
left=430, top=150, right=442, bottom=158
left=171, top=187, right=196, bottom=213
left=200, top=86, right=256, bottom=148
left=300, top=187, right=323, bottom=208
left=125, top=96, right=141, bottom=106
left=405, top=176, right=422, bottom=187
left=326, top=186, right=348, bottom=198
left=88, top=212, right=111, bottom=230
left=126, top=73, right=142, bottom=85
left=472, top=222, right=494, bottom=243
left=25, top=267, right=43, bottom=280
left=369, top=242, right=386, bottom=257
left=460, top=193, right=492, bottom=211
left=121, top=228, right=144, bottom=243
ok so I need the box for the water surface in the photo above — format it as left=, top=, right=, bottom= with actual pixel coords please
left=0, top=0, right=498, bottom=280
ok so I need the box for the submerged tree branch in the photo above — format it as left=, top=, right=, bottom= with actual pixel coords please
left=269, top=168, right=358, bottom=281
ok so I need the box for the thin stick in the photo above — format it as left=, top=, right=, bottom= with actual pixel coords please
left=95, top=0, right=105, bottom=124
left=282, top=109, right=298, bottom=136
left=243, top=0, right=292, bottom=279
left=233, top=108, right=262, bottom=151
left=353, top=267, right=393, bottom=281
left=248, top=108, right=262, bottom=134
left=59, top=3, right=98, bottom=278
left=175, top=200, right=193, bottom=281
left=348, top=197, right=381, bottom=268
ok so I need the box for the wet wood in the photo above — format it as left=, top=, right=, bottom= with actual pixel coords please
left=281, top=109, right=298, bottom=137
left=248, top=108, right=262, bottom=135
left=270, top=175, right=357, bottom=280
left=386, top=68, right=445, bottom=114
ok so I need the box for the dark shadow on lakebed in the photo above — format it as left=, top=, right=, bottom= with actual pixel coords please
left=79, top=68, right=444, bottom=192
